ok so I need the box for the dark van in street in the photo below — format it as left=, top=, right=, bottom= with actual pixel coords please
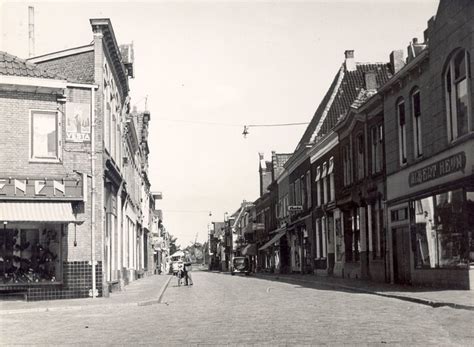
left=231, top=256, right=251, bottom=276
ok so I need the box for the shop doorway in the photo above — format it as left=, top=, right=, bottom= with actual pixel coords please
left=392, top=227, right=411, bottom=284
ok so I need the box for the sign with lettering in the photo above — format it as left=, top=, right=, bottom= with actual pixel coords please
left=0, top=177, right=83, bottom=200
left=66, top=103, right=91, bottom=142
left=408, top=152, right=466, bottom=187
left=288, top=205, right=303, bottom=212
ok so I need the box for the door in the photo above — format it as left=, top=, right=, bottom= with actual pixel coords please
left=392, top=227, right=411, bottom=284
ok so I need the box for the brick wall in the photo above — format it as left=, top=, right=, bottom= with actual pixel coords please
left=384, top=0, right=473, bottom=176
left=35, top=50, right=95, bottom=84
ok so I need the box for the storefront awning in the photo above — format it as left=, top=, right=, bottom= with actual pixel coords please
left=0, top=202, right=81, bottom=224
left=242, top=243, right=257, bottom=256
left=259, top=229, right=286, bottom=251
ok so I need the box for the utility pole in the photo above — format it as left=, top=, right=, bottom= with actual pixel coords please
left=28, top=6, right=35, bottom=57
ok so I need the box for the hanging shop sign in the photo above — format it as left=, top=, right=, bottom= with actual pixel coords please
left=66, top=102, right=91, bottom=142
left=408, top=152, right=466, bottom=187
left=0, top=177, right=83, bottom=200
left=288, top=205, right=303, bottom=212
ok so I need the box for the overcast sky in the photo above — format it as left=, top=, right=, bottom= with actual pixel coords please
left=1, top=0, right=439, bottom=247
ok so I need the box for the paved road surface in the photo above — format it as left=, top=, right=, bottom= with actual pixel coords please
left=1, top=271, right=473, bottom=345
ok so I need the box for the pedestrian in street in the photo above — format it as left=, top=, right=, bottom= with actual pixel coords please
left=183, top=252, right=193, bottom=286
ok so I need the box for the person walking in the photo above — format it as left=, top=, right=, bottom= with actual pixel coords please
left=183, top=252, right=193, bottom=286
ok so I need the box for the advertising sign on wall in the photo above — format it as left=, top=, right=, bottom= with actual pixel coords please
left=66, top=103, right=91, bottom=142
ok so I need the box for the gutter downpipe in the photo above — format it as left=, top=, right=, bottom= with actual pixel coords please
left=91, top=86, right=97, bottom=298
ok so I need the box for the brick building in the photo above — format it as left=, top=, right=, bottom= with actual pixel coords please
left=0, top=18, right=159, bottom=301
left=0, top=50, right=103, bottom=300
left=380, top=0, right=474, bottom=289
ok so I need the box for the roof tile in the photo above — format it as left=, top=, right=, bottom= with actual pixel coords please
left=294, top=61, right=392, bottom=152
left=0, top=51, right=65, bottom=80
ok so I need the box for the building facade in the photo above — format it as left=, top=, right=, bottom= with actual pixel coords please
left=0, top=18, right=161, bottom=300
left=381, top=0, right=474, bottom=289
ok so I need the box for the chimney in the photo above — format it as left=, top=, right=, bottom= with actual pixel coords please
left=423, top=16, right=435, bottom=43
left=364, top=71, right=378, bottom=90
left=344, top=50, right=356, bottom=72
left=389, top=50, right=405, bottom=75
left=28, top=6, right=35, bottom=57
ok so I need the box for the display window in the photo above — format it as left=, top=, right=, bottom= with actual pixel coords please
left=1, top=224, right=63, bottom=285
left=411, top=188, right=474, bottom=269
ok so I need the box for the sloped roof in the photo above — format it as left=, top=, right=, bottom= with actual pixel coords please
left=274, top=153, right=292, bottom=169
left=0, top=51, right=65, bottom=80
left=273, top=153, right=292, bottom=178
left=295, top=62, right=391, bottom=151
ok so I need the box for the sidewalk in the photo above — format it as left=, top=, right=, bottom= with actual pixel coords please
left=0, top=274, right=172, bottom=315
left=255, top=272, right=474, bottom=311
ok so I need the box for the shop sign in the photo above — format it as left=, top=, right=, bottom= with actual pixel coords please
left=0, top=177, right=83, bottom=200
left=288, top=205, right=303, bottom=212
left=408, top=152, right=466, bottom=187
left=252, top=223, right=265, bottom=231
left=66, top=102, right=91, bottom=142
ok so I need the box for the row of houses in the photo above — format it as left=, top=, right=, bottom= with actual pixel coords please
left=0, top=18, right=171, bottom=301
left=210, top=0, right=474, bottom=290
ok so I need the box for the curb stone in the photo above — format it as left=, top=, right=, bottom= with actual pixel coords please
left=1, top=275, right=173, bottom=315
left=259, top=274, right=474, bottom=311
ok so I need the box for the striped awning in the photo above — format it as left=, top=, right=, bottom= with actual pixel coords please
left=0, top=201, right=80, bottom=224
left=259, top=229, right=286, bottom=251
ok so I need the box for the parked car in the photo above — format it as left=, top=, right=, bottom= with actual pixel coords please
left=231, top=256, right=250, bottom=276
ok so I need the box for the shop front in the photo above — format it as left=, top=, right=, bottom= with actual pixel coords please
left=288, top=215, right=312, bottom=274
left=258, top=228, right=286, bottom=273
left=387, top=147, right=474, bottom=289
left=0, top=177, right=85, bottom=300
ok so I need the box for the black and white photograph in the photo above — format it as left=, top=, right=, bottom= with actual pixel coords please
left=0, top=0, right=473, bottom=345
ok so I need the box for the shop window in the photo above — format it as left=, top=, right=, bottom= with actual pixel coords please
left=397, top=99, right=407, bottom=165
left=445, top=49, right=472, bottom=141
left=412, top=189, right=473, bottom=269
left=371, top=202, right=383, bottom=259
left=322, top=217, right=327, bottom=258
left=30, top=111, right=59, bottom=161
left=411, top=89, right=423, bottom=158
left=344, top=209, right=360, bottom=262
left=1, top=226, right=62, bottom=284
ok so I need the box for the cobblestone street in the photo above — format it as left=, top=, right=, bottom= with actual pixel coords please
left=1, top=271, right=473, bottom=346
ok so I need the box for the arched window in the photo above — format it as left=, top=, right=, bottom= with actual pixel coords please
left=397, top=98, right=407, bottom=165
left=445, top=49, right=471, bottom=141
left=411, top=88, right=422, bottom=158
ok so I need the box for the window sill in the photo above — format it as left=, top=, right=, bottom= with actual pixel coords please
left=29, top=158, right=62, bottom=164
left=448, top=132, right=474, bottom=147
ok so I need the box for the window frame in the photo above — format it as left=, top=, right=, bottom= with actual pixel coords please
left=343, top=144, right=352, bottom=186
left=29, top=109, right=61, bottom=163
left=356, top=132, right=365, bottom=180
left=397, top=99, right=407, bottom=166
left=411, top=88, right=423, bottom=158
left=445, top=49, right=472, bottom=142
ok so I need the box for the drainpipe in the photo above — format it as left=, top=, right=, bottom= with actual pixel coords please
left=91, top=86, right=97, bottom=298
